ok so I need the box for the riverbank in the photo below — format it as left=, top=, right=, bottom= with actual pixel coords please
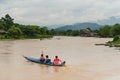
left=0, top=35, right=53, bottom=41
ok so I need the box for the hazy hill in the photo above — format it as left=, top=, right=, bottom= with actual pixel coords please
left=55, top=22, right=102, bottom=30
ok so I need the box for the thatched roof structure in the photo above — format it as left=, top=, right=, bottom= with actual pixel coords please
left=80, top=29, right=98, bottom=37
left=0, top=30, right=5, bottom=34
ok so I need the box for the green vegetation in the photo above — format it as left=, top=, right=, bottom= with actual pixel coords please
left=98, top=24, right=120, bottom=47
left=53, top=23, right=120, bottom=38
left=0, top=14, right=52, bottom=39
left=106, top=35, right=120, bottom=47
left=1, top=13, right=120, bottom=45
left=50, top=29, right=81, bottom=36
left=51, top=23, right=120, bottom=46
left=98, top=24, right=120, bottom=38
left=99, top=25, right=111, bottom=37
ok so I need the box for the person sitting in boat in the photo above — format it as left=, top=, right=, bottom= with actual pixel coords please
left=40, top=53, right=45, bottom=63
left=44, top=55, right=51, bottom=64
left=53, top=56, right=61, bottom=65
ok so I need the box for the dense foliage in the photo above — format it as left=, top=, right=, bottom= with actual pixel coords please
left=98, top=24, right=120, bottom=38
left=1, top=14, right=120, bottom=40
left=50, top=29, right=81, bottom=36
left=98, top=24, right=120, bottom=46
left=98, top=25, right=111, bottom=37
left=50, top=23, right=120, bottom=37
left=0, top=14, right=52, bottom=39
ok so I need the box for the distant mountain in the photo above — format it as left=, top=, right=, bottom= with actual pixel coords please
left=55, top=22, right=102, bottom=31
left=97, top=16, right=120, bottom=25
left=47, top=24, right=64, bottom=30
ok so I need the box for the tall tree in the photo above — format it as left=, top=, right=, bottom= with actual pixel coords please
left=1, top=14, right=14, bottom=31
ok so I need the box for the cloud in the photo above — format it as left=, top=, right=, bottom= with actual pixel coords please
left=0, top=0, right=120, bottom=26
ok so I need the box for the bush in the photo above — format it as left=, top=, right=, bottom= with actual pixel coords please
left=0, top=35, right=5, bottom=39
left=113, top=35, right=119, bottom=42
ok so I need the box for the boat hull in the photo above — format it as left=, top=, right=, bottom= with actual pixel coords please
left=23, top=56, right=65, bottom=67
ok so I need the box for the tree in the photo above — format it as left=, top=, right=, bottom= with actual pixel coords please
left=66, top=30, right=72, bottom=36
left=8, top=25, right=22, bottom=38
left=1, top=14, right=14, bottom=31
left=0, top=20, right=5, bottom=29
left=86, top=27, right=92, bottom=32
left=50, top=29, right=56, bottom=35
left=40, top=27, right=48, bottom=35
left=19, top=25, right=40, bottom=37
left=110, top=24, right=120, bottom=36
left=99, top=25, right=111, bottom=37
left=72, top=30, right=80, bottom=36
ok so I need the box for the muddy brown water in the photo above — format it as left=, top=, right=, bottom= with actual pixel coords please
left=0, top=36, right=120, bottom=80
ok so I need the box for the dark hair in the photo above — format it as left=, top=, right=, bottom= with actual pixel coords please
left=55, top=56, right=58, bottom=58
left=46, top=55, right=48, bottom=58
left=41, top=54, right=43, bottom=56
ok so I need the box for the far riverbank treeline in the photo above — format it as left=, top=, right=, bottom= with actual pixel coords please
left=1, top=14, right=120, bottom=41
left=50, top=23, right=120, bottom=45
left=0, top=14, right=52, bottom=39
left=51, top=24, right=120, bottom=38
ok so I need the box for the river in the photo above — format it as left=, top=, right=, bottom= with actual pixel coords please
left=0, top=36, right=120, bottom=80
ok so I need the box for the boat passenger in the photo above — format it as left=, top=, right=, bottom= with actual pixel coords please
left=53, top=56, right=61, bottom=65
left=40, top=53, right=45, bottom=63
left=44, top=55, right=51, bottom=64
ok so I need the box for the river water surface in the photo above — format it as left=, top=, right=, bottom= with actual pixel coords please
left=0, top=36, right=120, bottom=80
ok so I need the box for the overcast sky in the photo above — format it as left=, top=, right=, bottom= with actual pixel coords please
left=0, top=0, right=120, bottom=26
